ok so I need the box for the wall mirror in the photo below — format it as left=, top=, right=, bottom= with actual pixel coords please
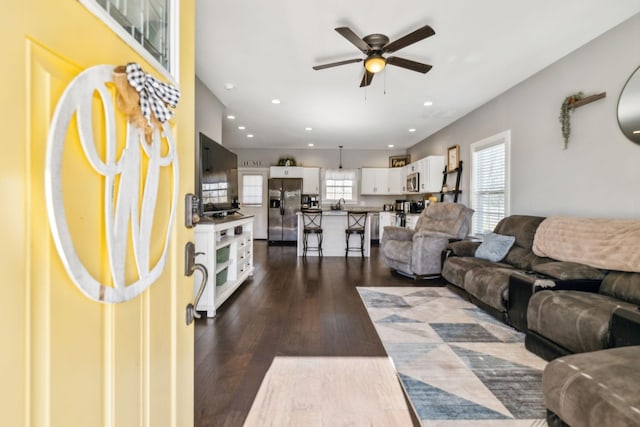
left=617, top=65, right=640, bottom=144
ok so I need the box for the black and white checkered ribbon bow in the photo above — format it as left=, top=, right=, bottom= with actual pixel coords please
left=125, top=62, right=180, bottom=125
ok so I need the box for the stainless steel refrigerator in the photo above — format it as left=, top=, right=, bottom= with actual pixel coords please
left=268, top=178, right=302, bottom=244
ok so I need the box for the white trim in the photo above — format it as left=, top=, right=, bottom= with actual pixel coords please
left=78, top=0, right=179, bottom=84
left=469, top=130, right=511, bottom=235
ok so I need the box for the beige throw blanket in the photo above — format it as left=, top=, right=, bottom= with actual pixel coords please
left=533, top=216, right=640, bottom=273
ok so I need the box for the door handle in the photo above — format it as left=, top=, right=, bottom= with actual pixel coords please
left=280, top=192, right=284, bottom=216
left=184, top=242, right=208, bottom=325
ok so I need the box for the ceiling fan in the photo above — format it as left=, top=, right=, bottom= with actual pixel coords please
left=313, top=25, right=435, bottom=87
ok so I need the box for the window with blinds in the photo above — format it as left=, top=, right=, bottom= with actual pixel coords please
left=324, top=169, right=357, bottom=202
left=241, top=174, right=263, bottom=206
left=470, top=131, right=511, bottom=235
left=80, top=0, right=175, bottom=75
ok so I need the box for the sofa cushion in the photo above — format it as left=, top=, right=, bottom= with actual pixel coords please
left=532, top=261, right=606, bottom=281
left=600, top=271, right=640, bottom=306
left=527, top=290, right=637, bottom=353
left=464, top=267, right=516, bottom=311
left=475, top=232, right=515, bottom=262
left=543, top=346, right=640, bottom=427
left=441, top=257, right=508, bottom=288
left=494, top=215, right=548, bottom=270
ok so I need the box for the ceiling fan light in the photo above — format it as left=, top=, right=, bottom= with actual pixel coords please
left=365, top=55, right=386, bottom=73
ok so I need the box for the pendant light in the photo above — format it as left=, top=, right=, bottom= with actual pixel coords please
left=338, top=145, right=343, bottom=169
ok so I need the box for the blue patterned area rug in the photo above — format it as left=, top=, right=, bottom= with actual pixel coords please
left=357, top=287, right=548, bottom=427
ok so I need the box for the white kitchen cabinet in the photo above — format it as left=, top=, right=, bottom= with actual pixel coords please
left=194, top=216, right=254, bottom=317
left=387, top=167, right=405, bottom=194
left=270, top=166, right=304, bottom=178
left=302, top=167, right=320, bottom=194
left=361, top=168, right=389, bottom=195
left=406, top=161, right=420, bottom=174
left=417, top=156, right=445, bottom=193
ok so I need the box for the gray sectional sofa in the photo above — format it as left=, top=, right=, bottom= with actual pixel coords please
left=526, top=271, right=640, bottom=360
left=440, top=213, right=640, bottom=427
left=442, top=215, right=556, bottom=324
left=543, top=345, right=640, bottom=427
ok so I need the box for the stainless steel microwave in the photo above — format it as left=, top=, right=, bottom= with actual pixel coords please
left=406, top=172, right=419, bottom=192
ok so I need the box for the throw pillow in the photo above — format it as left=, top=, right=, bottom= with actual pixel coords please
left=475, top=232, right=516, bottom=262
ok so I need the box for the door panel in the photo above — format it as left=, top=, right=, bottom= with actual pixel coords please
left=239, top=168, right=269, bottom=239
left=4, top=1, right=195, bottom=426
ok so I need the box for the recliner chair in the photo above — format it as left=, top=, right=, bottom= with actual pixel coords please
left=381, top=202, right=473, bottom=278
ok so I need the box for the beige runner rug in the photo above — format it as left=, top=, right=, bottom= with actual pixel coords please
left=244, top=356, right=415, bottom=426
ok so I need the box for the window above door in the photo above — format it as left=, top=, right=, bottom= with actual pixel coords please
left=79, top=0, right=178, bottom=80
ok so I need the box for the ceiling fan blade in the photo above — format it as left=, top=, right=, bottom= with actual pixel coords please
left=360, top=70, right=375, bottom=87
left=312, top=58, right=363, bottom=71
left=335, top=27, right=371, bottom=54
left=383, top=25, right=435, bottom=53
left=386, top=56, right=432, bottom=73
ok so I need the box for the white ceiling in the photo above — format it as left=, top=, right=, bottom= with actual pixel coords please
left=195, top=1, right=640, bottom=151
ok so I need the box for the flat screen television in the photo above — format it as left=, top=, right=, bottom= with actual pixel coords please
left=197, top=132, right=239, bottom=216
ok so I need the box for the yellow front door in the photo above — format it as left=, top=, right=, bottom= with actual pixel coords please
left=2, top=1, right=195, bottom=426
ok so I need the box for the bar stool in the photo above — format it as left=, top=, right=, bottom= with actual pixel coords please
left=345, top=211, right=368, bottom=258
left=301, top=209, right=323, bottom=257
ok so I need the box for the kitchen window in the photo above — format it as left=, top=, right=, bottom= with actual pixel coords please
left=470, top=130, right=511, bottom=235
left=241, top=174, right=263, bottom=206
left=324, top=169, right=357, bottom=202
left=79, top=0, right=177, bottom=79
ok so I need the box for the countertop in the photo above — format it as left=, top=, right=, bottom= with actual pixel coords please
left=298, top=209, right=380, bottom=216
left=198, top=212, right=255, bottom=224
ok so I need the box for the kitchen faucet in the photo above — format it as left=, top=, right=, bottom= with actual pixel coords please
left=337, top=198, right=346, bottom=210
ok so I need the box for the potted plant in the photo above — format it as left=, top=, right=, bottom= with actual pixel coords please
left=277, top=157, right=297, bottom=166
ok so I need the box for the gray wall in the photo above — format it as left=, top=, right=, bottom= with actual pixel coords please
left=409, top=13, right=640, bottom=219
left=233, top=147, right=406, bottom=170
left=195, top=76, right=224, bottom=144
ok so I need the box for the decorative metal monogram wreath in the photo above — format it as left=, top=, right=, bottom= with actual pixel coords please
left=45, top=64, right=180, bottom=303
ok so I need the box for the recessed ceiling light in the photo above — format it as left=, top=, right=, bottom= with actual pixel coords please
left=409, top=128, right=416, bottom=132
left=388, top=144, right=395, bottom=148
left=238, top=126, right=246, bottom=130
left=224, top=83, right=235, bottom=90
left=305, top=127, right=313, bottom=131
left=227, top=115, right=235, bottom=120
left=308, top=143, right=314, bottom=147
left=271, top=99, right=281, bottom=104
left=423, top=101, right=433, bottom=106
left=247, top=134, right=254, bottom=138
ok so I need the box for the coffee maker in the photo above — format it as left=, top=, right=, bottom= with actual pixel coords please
left=302, top=194, right=319, bottom=209
left=409, top=200, right=425, bottom=213
left=395, top=199, right=407, bottom=212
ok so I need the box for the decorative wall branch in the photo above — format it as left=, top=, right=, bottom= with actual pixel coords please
left=558, top=91, right=606, bottom=149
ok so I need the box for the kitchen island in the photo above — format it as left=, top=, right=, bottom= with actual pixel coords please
left=296, top=210, right=373, bottom=257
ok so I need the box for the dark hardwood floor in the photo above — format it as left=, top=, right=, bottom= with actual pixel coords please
left=194, top=241, right=443, bottom=426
